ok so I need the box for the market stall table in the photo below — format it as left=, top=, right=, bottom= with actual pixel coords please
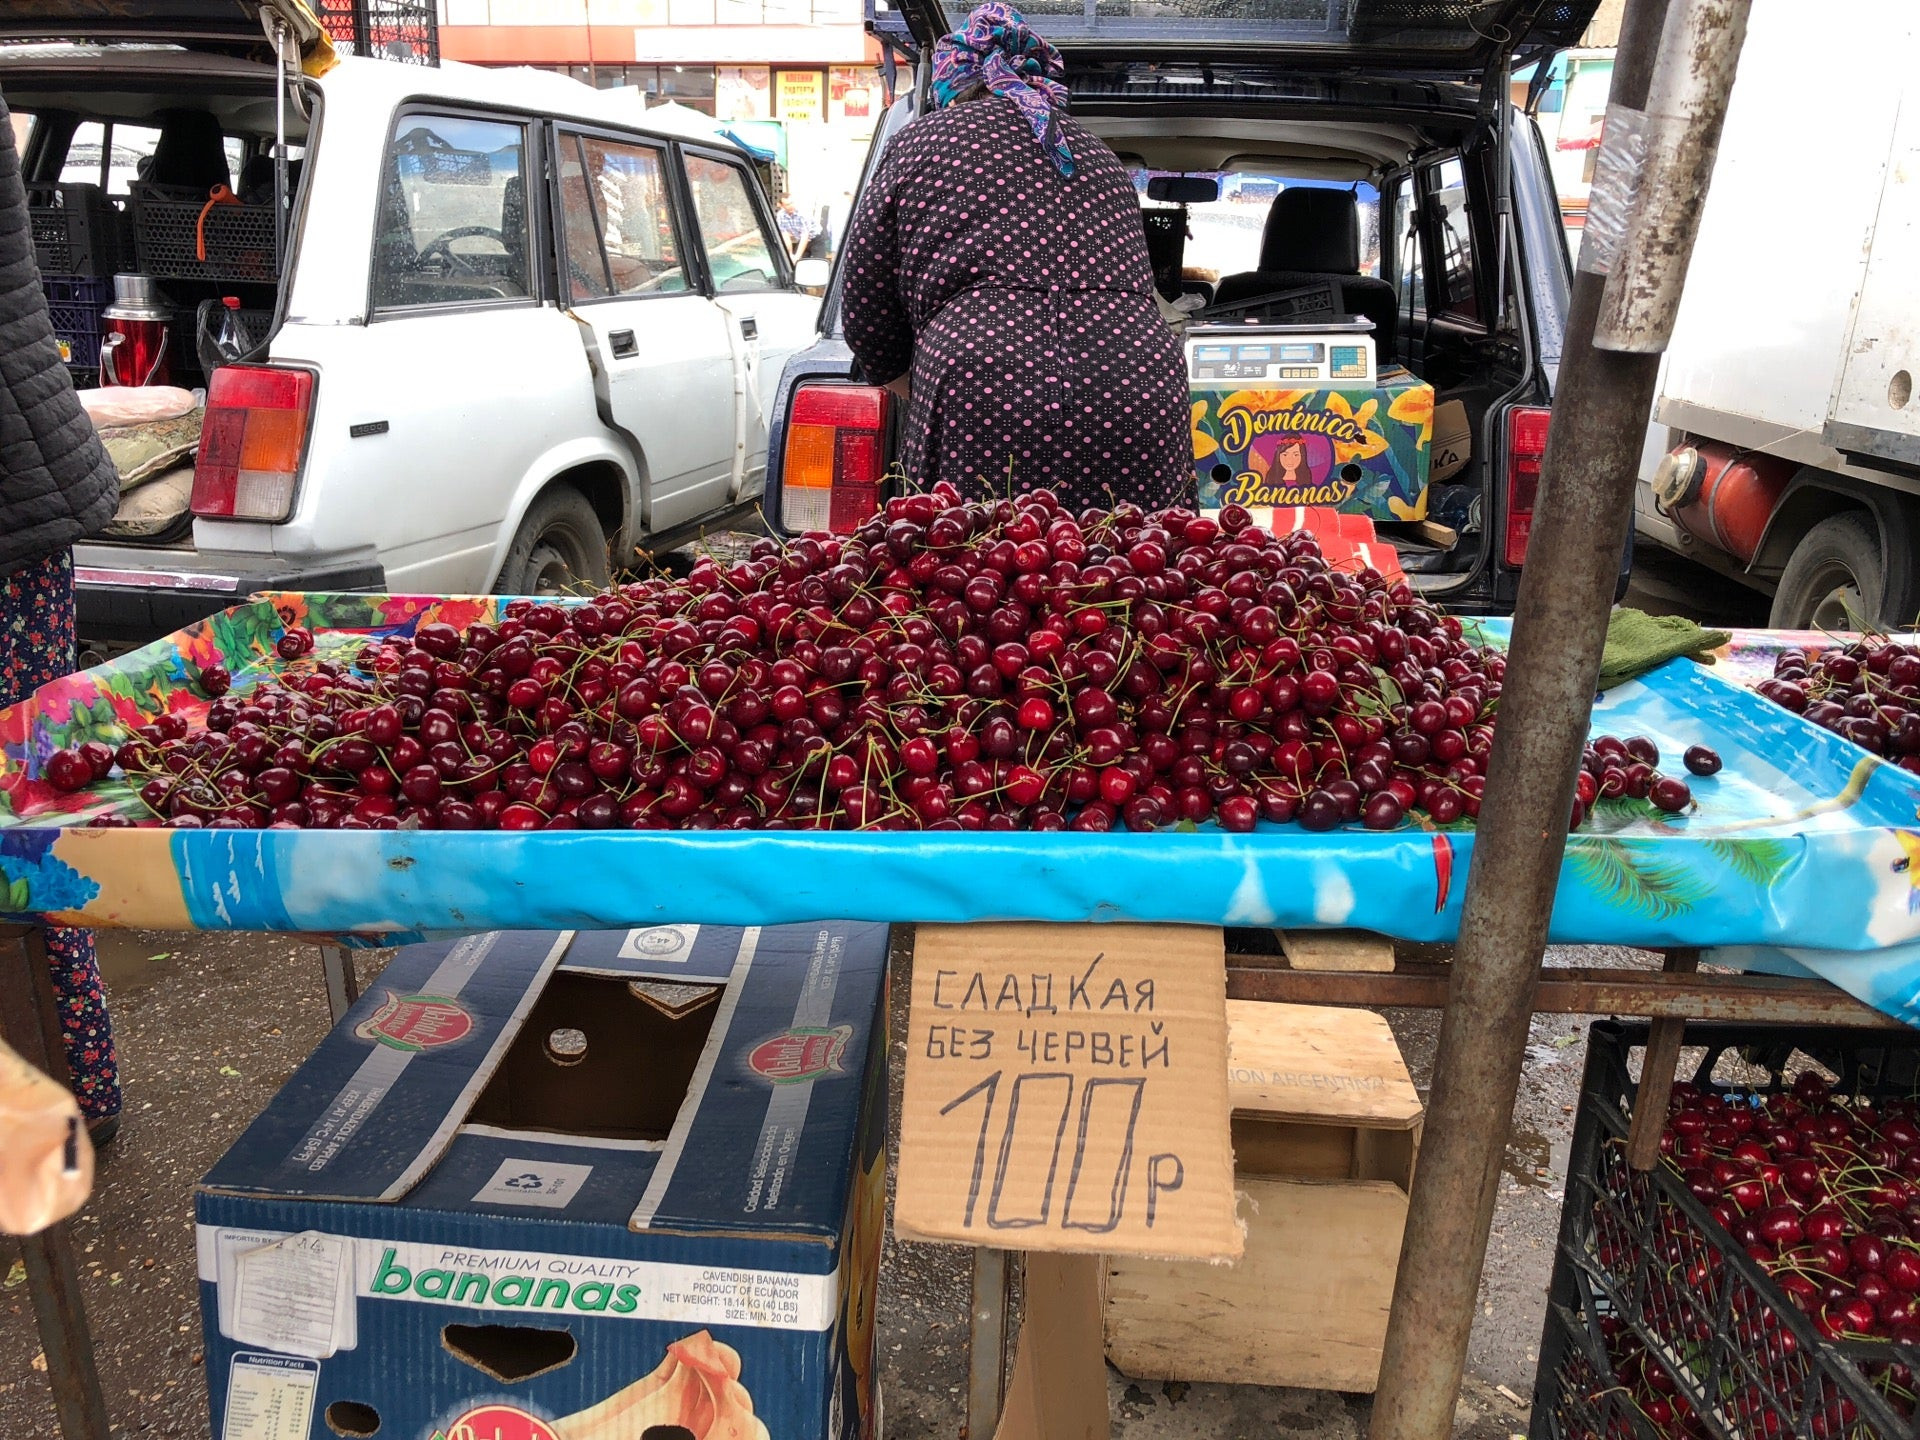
left=4, top=600, right=1919, bottom=1439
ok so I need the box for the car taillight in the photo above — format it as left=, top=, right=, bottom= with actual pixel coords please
left=1504, top=405, right=1552, bottom=568
left=781, top=384, right=890, bottom=534
left=192, top=365, right=314, bottom=522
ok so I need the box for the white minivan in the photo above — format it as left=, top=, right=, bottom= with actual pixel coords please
left=3, top=2, right=819, bottom=641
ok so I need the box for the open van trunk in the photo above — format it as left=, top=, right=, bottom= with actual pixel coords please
left=0, top=5, right=322, bottom=564
left=1077, top=97, right=1522, bottom=587
left=759, top=0, right=1594, bottom=611
left=9, top=57, right=308, bottom=399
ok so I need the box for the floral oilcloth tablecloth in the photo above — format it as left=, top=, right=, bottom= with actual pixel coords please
left=1, top=598, right=1918, bottom=1025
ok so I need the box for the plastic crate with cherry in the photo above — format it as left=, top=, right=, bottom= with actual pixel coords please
left=1533, top=1021, right=1920, bottom=1440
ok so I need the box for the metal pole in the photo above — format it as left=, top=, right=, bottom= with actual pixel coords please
left=967, top=1246, right=1011, bottom=1435
left=0, top=925, right=110, bottom=1440
left=317, top=943, right=359, bottom=1026
left=1367, top=3, right=1752, bottom=1437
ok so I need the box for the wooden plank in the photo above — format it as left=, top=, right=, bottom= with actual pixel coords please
left=1226, top=964, right=1909, bottom=1027
left=1354, top=1125, right=1418, bottom=1190
left=1411, top=520, right=1459, bottom=548
left=967, top=1248, right=1011, bottom=1439
left=1278, top=929, right=1397, bottom=973
left=1224, top=1000, right=1422, bottom=1128
left=1233, top=1115, right=1354, bottom=1180
left=1105, top=1178, right=1407, bottom=1393
left=1627, top=951, right=1701, bottom=1171
left=994, top=1253, right=1110, bottom=1440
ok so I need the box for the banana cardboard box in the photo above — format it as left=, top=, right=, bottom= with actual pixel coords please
left=195, top=923, right=889, bottom=1440
left=1191, top=367, right=1436, bottom=521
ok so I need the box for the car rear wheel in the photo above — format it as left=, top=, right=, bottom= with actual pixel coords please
left=495, top=487, right=612, bottom=596
left=1768, top=511, right=1905, bottom=631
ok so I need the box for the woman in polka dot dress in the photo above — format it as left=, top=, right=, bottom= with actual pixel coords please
left=839, top=2, right=1191, bottom=512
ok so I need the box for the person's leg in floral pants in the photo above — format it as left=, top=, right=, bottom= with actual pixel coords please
left=2, top=548, right=121, bottom=1125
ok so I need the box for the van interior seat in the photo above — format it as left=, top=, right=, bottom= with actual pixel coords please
left=140, top=109, right=232, bottom=195
left=1211, top=187, right=1398, bottom=352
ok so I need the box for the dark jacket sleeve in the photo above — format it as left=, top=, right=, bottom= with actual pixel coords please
left=0, top=89, right=119, bottom=576
left=838, top=146, right=914, bottom=387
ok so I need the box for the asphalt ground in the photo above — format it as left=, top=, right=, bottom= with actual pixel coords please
left=0, top=925, right=1644, bottom=1439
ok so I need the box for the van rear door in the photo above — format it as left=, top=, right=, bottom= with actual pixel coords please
left=0, top=1, right=328, bottom=56
left=884, top=0, right=1599, bottom=83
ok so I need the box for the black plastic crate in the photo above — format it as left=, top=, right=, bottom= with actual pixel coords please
left=42, top=274, right=113, bottom=308
left=1537, top=1299, right=1664, bottom=1440
left=131, top=199, right=279, bottom=283
left=27, top=184, right=131, bottom=276
left=1534, top=1022, right=1920, bottom=1440
left=43, top=274, right=111, bottom=371
left=314, top=0, right=438, bottom=63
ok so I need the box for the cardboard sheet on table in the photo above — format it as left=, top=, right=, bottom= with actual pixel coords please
left=9, top=600, right=1920, bottom=1027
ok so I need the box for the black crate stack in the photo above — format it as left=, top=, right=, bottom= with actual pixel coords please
left=1534, top=1021, right=1920, bottom=1440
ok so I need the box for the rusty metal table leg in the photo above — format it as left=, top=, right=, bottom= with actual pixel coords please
left=317, top=943, right=359, bottom=1026
left=0, top=923, right=110, bottom=1440
left=967, top=1246, right=1012, bottom=1437
left=1627, top=950, right=1702, bottom=1170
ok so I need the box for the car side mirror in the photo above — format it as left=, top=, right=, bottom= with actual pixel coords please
left=793, top=258, right=830, bottom=290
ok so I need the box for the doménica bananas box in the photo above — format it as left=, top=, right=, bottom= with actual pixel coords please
left=1189, top=345, right=1436, bottom=522
left=195, top=922, right=889, bottom=1440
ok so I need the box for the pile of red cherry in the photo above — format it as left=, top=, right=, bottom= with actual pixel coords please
left=1571, top=733, right=1717, bottom=829
left=1588, top=1072, right=1920, bottom=1436
left=1755, top=639, right=1920, bottom=770
left=38, top=488, right=1703, bottom=834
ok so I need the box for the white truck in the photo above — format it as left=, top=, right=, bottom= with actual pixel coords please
left=1633, top=0, right=1920, bottom=631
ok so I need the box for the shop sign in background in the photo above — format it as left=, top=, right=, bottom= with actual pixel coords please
left=775, top=69, right=824, bottom=123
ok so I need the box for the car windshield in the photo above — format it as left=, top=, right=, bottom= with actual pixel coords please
left=1135, top=170, right=1381, bottom=282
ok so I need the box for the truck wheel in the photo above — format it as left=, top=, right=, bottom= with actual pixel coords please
left=495, top=488, right=612, bottom=596
left=1768, top=511, right=1900, bottom=631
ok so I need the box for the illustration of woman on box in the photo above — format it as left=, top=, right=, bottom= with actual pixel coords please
left=1268, top=437, right=1313, bottom=489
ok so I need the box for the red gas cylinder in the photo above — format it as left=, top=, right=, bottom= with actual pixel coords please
left=1650, top=440, right=1794, bottom=564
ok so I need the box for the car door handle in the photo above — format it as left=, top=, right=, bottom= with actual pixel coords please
left=739, top=317, right=758, bottom=340
left=609, top=329, right=638, bottom=358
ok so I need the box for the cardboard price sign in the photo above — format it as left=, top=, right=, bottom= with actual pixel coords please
left=896, top=924, right=1240, bottom=1260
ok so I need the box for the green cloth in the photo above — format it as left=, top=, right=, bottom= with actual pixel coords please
left=1598, top=608, right=1732, bottom=690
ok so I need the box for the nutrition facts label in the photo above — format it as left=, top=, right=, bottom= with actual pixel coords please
left=222, top=1353, right=318, bottom=1440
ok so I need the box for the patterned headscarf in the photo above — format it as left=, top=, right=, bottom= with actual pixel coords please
left=932, top=2, right=1075, bottom=178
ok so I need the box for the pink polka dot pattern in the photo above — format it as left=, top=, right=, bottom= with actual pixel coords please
left=840, top=95, right=1192, bottom=511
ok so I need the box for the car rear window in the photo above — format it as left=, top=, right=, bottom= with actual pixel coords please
left=53, top=120, right=244, bottom=196
left=1426, top=155, right=1479, bottom=321
left=1133, top=170, right=1381, bottom=283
